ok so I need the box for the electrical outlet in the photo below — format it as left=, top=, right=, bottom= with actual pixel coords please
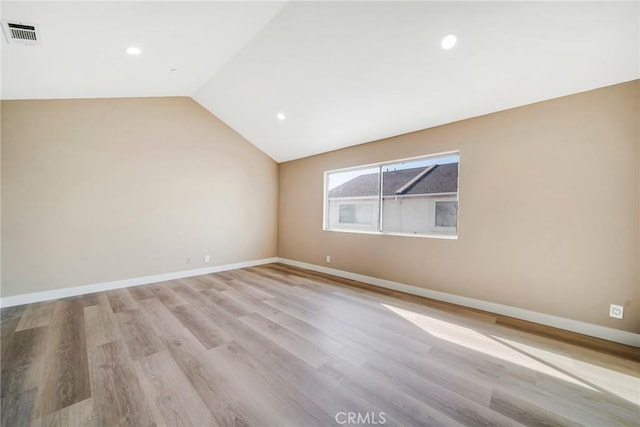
left=609, top=304, right=624, bottom=319
left=186, top=257, right=191, bottom=264
left=326, top=255, right=331, bottom=263
left=204, top=255, right=210, bottom=263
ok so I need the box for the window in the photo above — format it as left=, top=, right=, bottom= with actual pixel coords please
left=326, top=166, right=380, bottom=232
left=339, top=205, right=356, bottom=223
left=339, top=204, right=373, bottom=225
left=324, top=152, right=459, bottom=237
left=435, top=201, right=458, bottom=227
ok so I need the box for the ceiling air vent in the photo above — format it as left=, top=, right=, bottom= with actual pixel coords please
left=2, top=21, right=40, bottom=45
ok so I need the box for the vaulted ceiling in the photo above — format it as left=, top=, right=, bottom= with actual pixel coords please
left=2, top=1, right=638, bottom=162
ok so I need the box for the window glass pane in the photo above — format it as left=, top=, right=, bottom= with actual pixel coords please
left=381, top=155, right=458, bottom=235
left=356, top=204, right=373, bottom=224
left=327, top=167, right=379, bottom=232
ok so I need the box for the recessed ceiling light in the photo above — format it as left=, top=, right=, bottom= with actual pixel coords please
left=126, top=46, right=142, bottom=55
left=441, top=34, right=457, bottom=50
left=277, top=112, right=286, bottom=121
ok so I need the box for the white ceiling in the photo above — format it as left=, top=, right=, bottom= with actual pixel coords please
left=0, top=2, right=286, bottom=98
left=2, top=2, right=639, bottom=163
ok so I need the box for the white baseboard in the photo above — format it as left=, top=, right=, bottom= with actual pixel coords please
left=277, top=258, right=640, bottom=348
left=3, top=255, right=637, bottom=348
left=0, top=257, right=278, bottom=308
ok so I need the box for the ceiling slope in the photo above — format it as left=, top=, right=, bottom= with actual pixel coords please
left=1, top=1, right=286, bottom=99
left=2, top=2, right=638, bottom=162
left=194, top=1, right=639, bottom=162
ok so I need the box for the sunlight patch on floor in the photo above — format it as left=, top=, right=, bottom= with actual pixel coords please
left=382, top=304, right=596, bottom=391
left=491, top=336, right=640, bottom=406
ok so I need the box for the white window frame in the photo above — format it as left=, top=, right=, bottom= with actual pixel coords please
left=323, top=151, right=459, bottom=239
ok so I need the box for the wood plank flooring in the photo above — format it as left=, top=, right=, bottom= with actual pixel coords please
left=1, top=263, right=638, bottom=426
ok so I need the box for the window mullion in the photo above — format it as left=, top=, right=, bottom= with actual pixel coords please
left=378, top=165, right=383, bottom=232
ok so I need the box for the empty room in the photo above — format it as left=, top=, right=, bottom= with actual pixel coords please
left=1, top=1, right=639, bottom=426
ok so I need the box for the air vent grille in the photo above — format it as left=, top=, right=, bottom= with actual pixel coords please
left=9, top=24, right=36, bottom=41
left=2, top=20, right=40, bottom=45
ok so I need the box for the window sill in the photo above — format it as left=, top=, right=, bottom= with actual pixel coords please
left=322, top=228, right=458, bottom=240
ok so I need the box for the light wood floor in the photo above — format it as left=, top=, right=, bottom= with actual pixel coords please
left=1, top=263, right=638, bottom=426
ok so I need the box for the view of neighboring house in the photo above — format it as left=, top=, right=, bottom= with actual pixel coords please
left=327, top=162, right=459, bottom=236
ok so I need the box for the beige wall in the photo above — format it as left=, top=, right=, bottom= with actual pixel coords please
left=1, top=97, right=278, bottom=297
left=2, top=83, right=638, bottom=333
left=279, top=80, right=640, bottom=333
